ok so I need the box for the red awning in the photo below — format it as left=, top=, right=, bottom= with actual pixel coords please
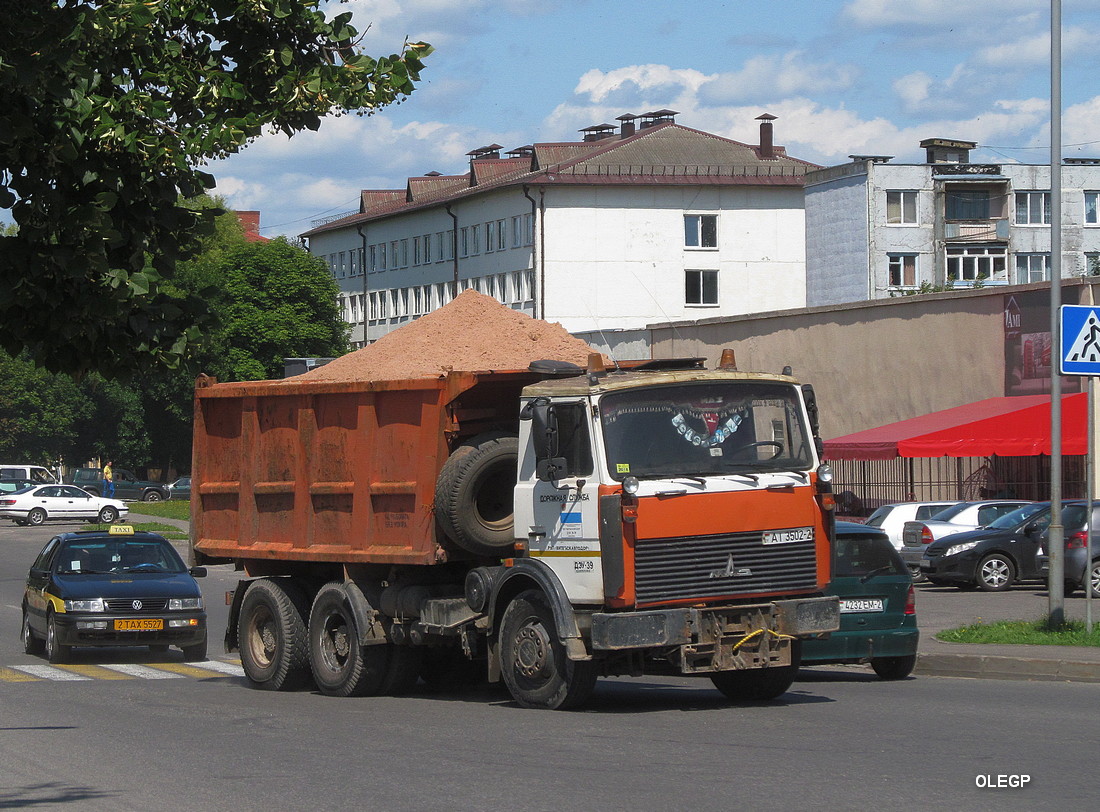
left=824, top=394, right=1086, bottom=460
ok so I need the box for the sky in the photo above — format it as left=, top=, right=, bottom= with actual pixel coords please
left=209, top=0, right=1100, bottom=239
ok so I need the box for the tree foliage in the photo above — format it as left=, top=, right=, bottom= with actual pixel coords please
left=0, top=1, right=430, bottom=377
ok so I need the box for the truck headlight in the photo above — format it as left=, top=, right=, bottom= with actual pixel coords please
left=65, top=598, right=105, bottom=612
left=169, top=597, right=203, bottom=611
left=622, top=475, right=639, bottom=495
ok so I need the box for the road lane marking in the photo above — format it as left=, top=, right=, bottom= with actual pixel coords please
left=54, top=664, right=135, bottom=680
left=186, top=659, right=246, bottom=677
left=149, top=662, right=238, bottom=678
left=97, top=663, right=185, bottom=679
left=10, top=665, right=92, bottom=681
left=0, top=666, right=42, bottom=682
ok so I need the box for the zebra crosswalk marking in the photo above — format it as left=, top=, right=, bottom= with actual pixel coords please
left=10, top=664, right=92, bottom=681
left=0, top=666, right=43, bottom=682
left=150, top=662, right=232, bottom=678
left=98, top=663, right=184, bottom=679
left=55, top=664, right=136, bottom=680
left=187, top=659, right=245, bottom=677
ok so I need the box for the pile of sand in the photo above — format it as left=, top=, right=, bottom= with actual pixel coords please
left=297, top=290, right=600, bottom=382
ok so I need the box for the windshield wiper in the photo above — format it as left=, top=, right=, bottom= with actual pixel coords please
left=860, top=566, right=894, bottom=583
left=122, top=564, right=164, bottom=572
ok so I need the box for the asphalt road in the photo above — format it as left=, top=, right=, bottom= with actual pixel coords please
left=1, top=518, right=1097, bottom=811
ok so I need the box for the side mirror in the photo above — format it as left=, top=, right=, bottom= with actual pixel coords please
left=521, top=397, right=567, bottom=481
left=190, top=566, right=207, bottom=578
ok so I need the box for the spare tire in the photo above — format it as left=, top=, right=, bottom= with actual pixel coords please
left=435, top=432, right=519, bottom=558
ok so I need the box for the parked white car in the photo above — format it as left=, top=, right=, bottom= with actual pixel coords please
left=0, top=484, right=128, bottom=526
left=900, top=500, right=1033, bottom=570
left=864, top=501, right=961, bottom=551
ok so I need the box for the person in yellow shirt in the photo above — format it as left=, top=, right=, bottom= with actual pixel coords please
left=103, top=461, right=115, bottom=498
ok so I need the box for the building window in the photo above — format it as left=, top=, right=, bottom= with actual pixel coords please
left=413, top=237, right=421, bottom=266
left=486, top=221, right=496, bottom=253
left=684, top=214, right=718, bottom=248
left=946, top=245, right=1007, bottom=283
left=886, top=191, right=918, bottom=225
left=1014, top=191, right=1051, bottom=225
left=1086, top=193, right=1099, bottom=225
left=1015, top=254, right=1050, bottom=284
left=368, top=245, right=377, bottom=272
left=523, top=214, right=534, bottom=246
left=1085, top=253, right=1100, bottom=276
left=471, top=224, right=481, bottom=255
left=685, top=269, right=718, bottom=305
left=460, top=227, right=469, bottom=258
left=423, top=234, right=432, bottom=263
left=511, top=216, right=522, bottom=248
left=945, top=187, right=1006, bottom=220
left=497, top=219, right=507, bottom=251
left=888, top=254, right=918, bottom=287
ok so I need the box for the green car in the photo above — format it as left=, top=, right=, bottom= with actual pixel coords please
left=802, top=521, right=919, bottom=680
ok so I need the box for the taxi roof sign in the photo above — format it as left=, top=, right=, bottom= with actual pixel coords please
left=108, top=525, right=135, bottom=535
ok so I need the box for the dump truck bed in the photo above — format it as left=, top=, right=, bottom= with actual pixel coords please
left=190, top=369, right=542, bottom=567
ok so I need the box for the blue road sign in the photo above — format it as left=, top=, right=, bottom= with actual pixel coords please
left=1061, top=305, right=1100, bottom=376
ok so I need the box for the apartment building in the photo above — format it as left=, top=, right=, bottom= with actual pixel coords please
left=805, top=138, right=1100, bottom=306
left=301, top=111, right=819, bottom=351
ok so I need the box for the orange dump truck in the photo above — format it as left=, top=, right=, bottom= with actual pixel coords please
left=191, top=352, right=839, bottom=709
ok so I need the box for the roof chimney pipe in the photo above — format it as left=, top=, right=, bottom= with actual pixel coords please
left=617, top=113, right=637, bottom=139
left=756, top=113, right=776, bottom=159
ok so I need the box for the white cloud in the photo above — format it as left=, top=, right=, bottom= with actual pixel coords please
left=701, top=52, right=859, bottom=104
left=843, top=0, right=1035, bottom=28
left=978, top=24, right=1096, bottom=68
left=573, top=65, right=712, bottom=104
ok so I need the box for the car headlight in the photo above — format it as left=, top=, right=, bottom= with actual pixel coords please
left=946, top=541, right=980, bottom=557
left=65, top=598, right=105, bottom=612
left=169, top=597, right=203, bottom=611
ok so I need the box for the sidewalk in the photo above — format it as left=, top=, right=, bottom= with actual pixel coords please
left=914, top=583, right=1100, bottom=683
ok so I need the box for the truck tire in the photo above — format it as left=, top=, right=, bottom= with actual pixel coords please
left=239, top=578, right=312, bottom=691
left=709, top=641, right=801, bottom=702
left=309, top=582, right=390, bottom=697
left=499, top=589, right=597, bottom=710
left=435, top=432, right=519, bottom=558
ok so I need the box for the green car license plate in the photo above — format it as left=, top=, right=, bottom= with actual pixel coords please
left=838, top=598, right=884, bottom=614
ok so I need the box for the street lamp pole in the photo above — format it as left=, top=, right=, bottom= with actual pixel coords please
left=1048, top=0, right=1065, bottom=625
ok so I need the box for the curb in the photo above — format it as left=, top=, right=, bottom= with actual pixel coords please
left=916, top=652, right=1100, bottom=683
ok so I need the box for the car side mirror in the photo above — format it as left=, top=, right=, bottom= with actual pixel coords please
left=190, top=566, right=207, bottom=578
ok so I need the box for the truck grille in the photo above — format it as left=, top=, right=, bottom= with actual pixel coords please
left=634, top=531, right=818, bottom=605
left=105, top=598, right=169, bottom=612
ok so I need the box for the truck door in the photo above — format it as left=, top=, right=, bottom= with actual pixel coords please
left=515, top=401, right=604, bottom=603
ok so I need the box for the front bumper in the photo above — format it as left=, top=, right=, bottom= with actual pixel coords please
left=52, top=612, right=207, bottom=647
left=589, top=596, right=840, bottom=673
left=918, top=551, right=978, bottom=583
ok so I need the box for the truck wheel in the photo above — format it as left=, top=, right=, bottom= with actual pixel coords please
left=499, top=589, right=596, bottom=710
left=710, top=642, right=801, bottom=701
left=143, top=490, right=164, bottom=502
left=239, top=578, right=312, bottom=691
left=435, top=432, right=518, bottom=558
left=308, top=582, right=389, bottom=697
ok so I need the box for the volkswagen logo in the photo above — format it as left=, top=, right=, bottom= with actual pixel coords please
left=132, top=599, right=143, bottom=611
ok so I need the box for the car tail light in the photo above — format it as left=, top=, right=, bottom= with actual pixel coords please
left=1067, top=531, right=1088, bottom=550
left=921, top=526, right=934, bottom=545
left=0, top=499, right=15, bottom=506
left=904, top=585, right=916, bottom=615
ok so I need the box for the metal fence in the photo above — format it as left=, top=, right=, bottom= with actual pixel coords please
left=830, top=455, right=1086, bottom=519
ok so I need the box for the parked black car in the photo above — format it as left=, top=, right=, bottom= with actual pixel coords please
left=66, top=467, right=169, bottom=502
left=1038, top=501, right=1100, bottom=598
left=919, top=502, right=1052, bottom=591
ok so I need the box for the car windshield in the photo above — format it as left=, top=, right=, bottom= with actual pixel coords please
left=988, top=502, right=1049, bottom=530
left=55, top=539, right=187, bottom=575
left=863, top=506, right=891, bottom=528
left=598, top=381, right=814, bottom=480
left=834, top=536, right=907, bottom=578
left=929, top=502, right=970, bottom=521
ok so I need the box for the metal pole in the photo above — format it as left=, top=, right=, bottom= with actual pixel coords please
left=1088, top=376, right=1094, bottom=631
left=1048, top=0, right=1065, bottom=625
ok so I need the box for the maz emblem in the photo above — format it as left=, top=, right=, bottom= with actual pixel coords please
left=708, top=553, right=753, bottom=579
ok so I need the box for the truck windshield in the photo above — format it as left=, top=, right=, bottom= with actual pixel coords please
left=598, top=381, right=813, bottom=480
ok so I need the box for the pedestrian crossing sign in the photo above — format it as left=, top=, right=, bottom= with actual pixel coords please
left=1060, top=305, right=1100, bottom=375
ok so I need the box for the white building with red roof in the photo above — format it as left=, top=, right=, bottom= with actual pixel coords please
left=301, top=111, right=819, bottom=354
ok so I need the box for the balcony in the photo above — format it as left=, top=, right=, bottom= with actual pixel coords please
left=943, top=220, right=1010, bottom=242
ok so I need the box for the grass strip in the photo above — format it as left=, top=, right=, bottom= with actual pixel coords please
left=126, top=500, right=190, bottom=522
left=938, top=618, right=1100, bottom=647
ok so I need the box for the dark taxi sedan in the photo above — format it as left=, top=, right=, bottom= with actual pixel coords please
left=20, top=526, right=208, bottom=663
